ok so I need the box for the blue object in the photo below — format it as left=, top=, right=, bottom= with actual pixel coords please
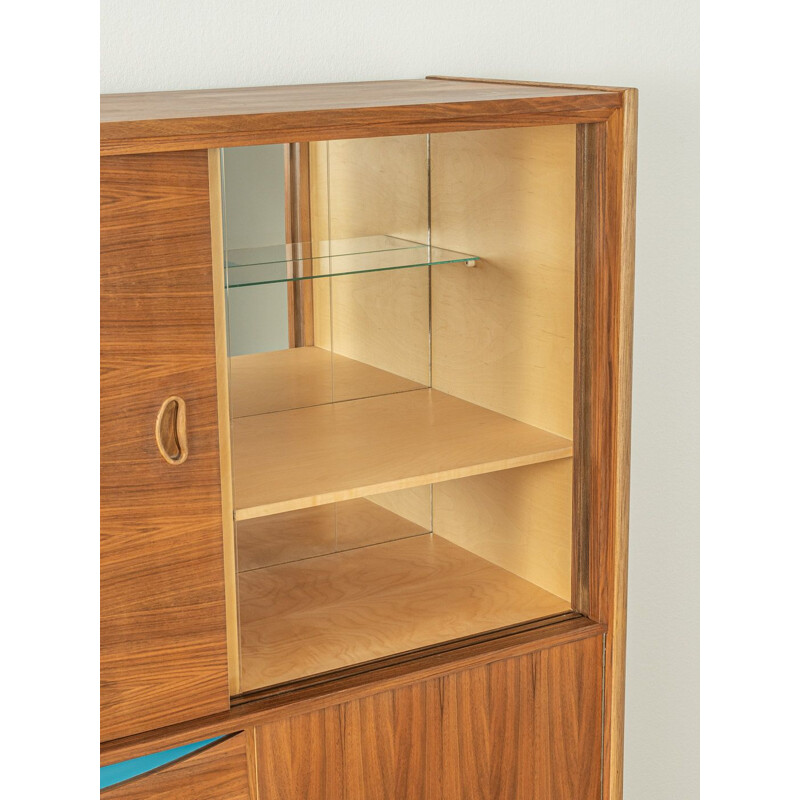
left=100, top=736, right=223, bottom=789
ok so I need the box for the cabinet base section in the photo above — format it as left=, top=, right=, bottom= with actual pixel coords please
left=254, top=634, right=603, bottom=800
left=102, top=631, right=604, bottom=800
left=101, top=616, right=604, bottom=765
left=238, top=533, right=571, bottom=692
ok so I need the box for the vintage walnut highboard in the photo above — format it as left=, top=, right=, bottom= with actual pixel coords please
left=100, top=76, right=637, bottom=799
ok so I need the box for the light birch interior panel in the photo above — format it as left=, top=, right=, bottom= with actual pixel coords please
left=430, top=125, right=576, bottom=438
left=238, top=534, right=571, bottom=691
left=311, top=136, right=430, bottom=387
left=433, top=459, right=573, bottom=601
left=429, top=125, right=577, bottom=599
left=231, top=388, right=573, bottom=520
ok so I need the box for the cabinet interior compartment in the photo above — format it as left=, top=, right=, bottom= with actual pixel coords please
left=216, top=125, right=577, bottom=695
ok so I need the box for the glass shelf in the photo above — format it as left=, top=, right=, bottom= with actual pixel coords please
left=226, top=235, right=478, bottom=287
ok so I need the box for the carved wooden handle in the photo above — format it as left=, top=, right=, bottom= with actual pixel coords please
left=155, top=396, right=188, bottom=465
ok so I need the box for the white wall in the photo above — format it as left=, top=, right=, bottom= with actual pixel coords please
left=101, top=2, right=699, bottom=797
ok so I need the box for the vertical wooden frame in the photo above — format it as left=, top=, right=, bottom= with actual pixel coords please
left=573, top=90, right=638, bottom=800
left=285, top=142, right=315, bottom=347
left=208, top=149, right=241, bottom=696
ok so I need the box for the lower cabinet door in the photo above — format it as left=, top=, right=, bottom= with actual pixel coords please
left=101, top=734, right=253, bottom=800
left=442, top=636, right=604, bottom=800
left=255, top=633, right=603, bottom=800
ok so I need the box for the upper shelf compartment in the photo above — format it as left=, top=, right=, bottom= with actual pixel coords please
left=226, top=235, right=478, bottom=287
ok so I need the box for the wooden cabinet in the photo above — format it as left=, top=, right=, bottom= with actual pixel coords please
left=100, top=77, right=636, bottom=800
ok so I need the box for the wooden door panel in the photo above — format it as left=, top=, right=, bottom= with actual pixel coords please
left=442, top=635, right=603, bottom=799
left=101, top=151, right=230, bottom=741
left=533, top=636, right=604, bottom=799
left=102, top=734, right=251, bottom=800
left=256, top=680, right=442, bottom=800
left=257, top=708, right=344, bottom=800
left=254, top=634, right=602, bottom=799
left=342, top=680, right=442, bottom=800
left=442, top=655, right=537, bottom=799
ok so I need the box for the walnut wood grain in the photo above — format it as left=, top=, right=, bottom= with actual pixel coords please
left=100, top=79, right=620, bottom=155
left=102, top=734, right=252, bottom=800
left=208, top=147, right=240, bottom=695
left=255, top=679, right=443, bottom=800
left=101, top=615, right=603, bottom=766
left=441, top=654, right=537, bottom=798
left=257, top=707, right=344, bottom=800
left=427, top=74, right=634, bottom=95
left=101, top=151, right=230, bottom=741
left=343, top=680, right=443, bottom=799
left=441, top=635, right=602, bottom=799
left=254, top=635, right=602, bottom=800
left=533, top=636, right=604, bottom=799
left=572, top=122, right=600, bottom=617
left=285, top=142, right=315, bottom=347
left=250, top=633, right=602, bottom=800
left=573, top=93, right=637, bottom=800
left=602, top=91, right=638, bottom=800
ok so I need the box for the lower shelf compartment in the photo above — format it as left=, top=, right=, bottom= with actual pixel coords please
left=237, top=533, right=571, bottom=692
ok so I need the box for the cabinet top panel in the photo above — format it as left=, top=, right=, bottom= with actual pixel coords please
left=100, top=76, right=625, bottom=156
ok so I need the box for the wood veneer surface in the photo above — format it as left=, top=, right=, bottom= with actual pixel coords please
left=575, top=93, right=637, bottom=800
left=100, top=150, right=230, bottom=742
left=442, top=635, right=602, bottom=799
left=238, top=534, right=570, bottom=691
left=209, top=148, right=240, bottom=695
left=101, top=616, right=604, bottom=767
left=100, top=79, right=620, bottom=155
left=101, top=734, right=251, bottom=800
left=232, top=388, right=573, bottom=519
left=532, top=636, right=604, bottom=799
left=248, top=634, right=602, bottom=799
left=230, top=346, right=425, bottom=418
left=101, top=79, right=614, bottom=123
left=257, top=708, right=344, bottom=800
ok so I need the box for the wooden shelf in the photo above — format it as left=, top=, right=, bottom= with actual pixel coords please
left=230, top=346, right=425, bottom=418
left=238, top=533, right=571, bottom=691
left=232, top=388, right=573, bottom=520
left=237, top=497, right=429, bottom=571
